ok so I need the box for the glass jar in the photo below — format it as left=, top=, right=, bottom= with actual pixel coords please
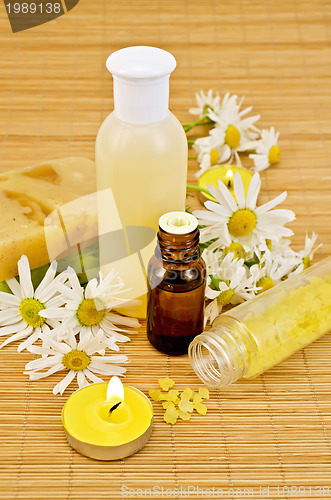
left=147, top=211, right=206, bottom=356
left=189, top=256, right=331, bottom=387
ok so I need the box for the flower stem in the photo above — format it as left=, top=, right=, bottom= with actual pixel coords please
left=182, top=116, right=215, bottom=133
left=186, top=184, right=213, bottom=197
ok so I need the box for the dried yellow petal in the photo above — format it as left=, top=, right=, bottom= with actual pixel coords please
left=193, top=393, right=203, bottom=405
left=194, top=402, right=207, bottom=415
left=158, top=377, right=175, bottom=391
left=162, top=401, right=172, bottom=409
left=164, top=403, right=178, bottom=424
left=178, top=399, right=194, bottom=413
left=163, top=389, right=179, bottom=401
left=180, top=388, right=193, bottom=400
left=199, top=387, right=210, bottom=400
left=158, top=392, right=169, bottom=401
left=149, top=389, right=162, bottom=402
left=178, top=410, right=191, bottom=421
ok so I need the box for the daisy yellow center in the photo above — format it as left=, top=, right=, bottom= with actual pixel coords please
left=19, top=298, right=46, bottom=328
left=62, top=350, right=91, bottom=371
left=228, top=209, right=257, bottom=237
left=225, top=125, right=241, bottom=150
left=76, top=298, right=106, bottom=327
left=257, top=276, right=275, bottom=293
left=224, top=242, right=246, bottom=260
left=217, top=289, right=235, bottom=306
left=268, top=145, right=280, bottom=164
left=210, top=148, right=219, bottom=166
left=302, top=255, right=310, bottom=270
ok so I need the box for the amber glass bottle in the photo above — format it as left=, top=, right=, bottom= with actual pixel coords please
left=147, top=212, right=206, bottom=355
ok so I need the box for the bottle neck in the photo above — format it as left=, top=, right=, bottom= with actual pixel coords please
left=188, top=316, right=257, bottom=387
left=113, top=75, right=170, bottom=124
left=157, top=227, right=201, bottom=263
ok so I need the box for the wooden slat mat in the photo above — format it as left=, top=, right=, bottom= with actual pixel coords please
left=0, top=0, right=331, bottom=498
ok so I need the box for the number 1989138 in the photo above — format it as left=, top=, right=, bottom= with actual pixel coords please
left=6, top=3, right=62, bottom=14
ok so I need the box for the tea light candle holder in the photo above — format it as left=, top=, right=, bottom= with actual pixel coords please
left=197, top=165, right=253, bottom=202
left=62, top=376, right=153, bottom=460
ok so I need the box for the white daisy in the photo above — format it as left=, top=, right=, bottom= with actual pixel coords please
left=207, top=93, right=260, bottom=166
left=194, top=172, right=295, bottom=251
left=24, top=327, right=128, bottom=395
left=40, top=267, right=140, bottom=346
left=204, top=253, right=257, bottom=324
left=189, top=89, right=221, bottom=118
left=202, top=249, right=243, bottom=282
left=299, top=232, right=322, bottom=268
left=193, top=131, right=232, bottom=178
left=249, top=127, right=280, bottom=172
left=290, top=232, right=322, bottom=275
left=0, top=256, right=67, bottom=352
left=249, top=247, right=295, bottom=293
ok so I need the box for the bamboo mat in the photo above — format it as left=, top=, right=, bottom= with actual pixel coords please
left=1, top=0, right=331, bottom=499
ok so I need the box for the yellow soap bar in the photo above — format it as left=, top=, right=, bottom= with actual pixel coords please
left=0, top=157, right=96, bottom=281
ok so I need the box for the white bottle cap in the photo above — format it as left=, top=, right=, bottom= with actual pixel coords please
left=106, top=46, right=176, bottom=124
left=159, top=211, right=198, bottom=235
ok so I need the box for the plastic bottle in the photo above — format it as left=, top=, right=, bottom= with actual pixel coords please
left=95, top=46, right=187, bottom=319
left=189, top=256, right=331, bottom=387
left=147, top=212, right=206, bottom=355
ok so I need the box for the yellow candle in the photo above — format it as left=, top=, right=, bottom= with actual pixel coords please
left=198, top=165, right=253, bottom=202
left=62, top=377, right=153, bottom=460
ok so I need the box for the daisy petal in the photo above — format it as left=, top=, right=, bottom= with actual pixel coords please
left=53, top=370, right=76, bottom=395
left=233, top=172, right=246, bottom=208
left=0, top=309, right=21, bottom=325
left=84, top=368, right=104, bottom=384
left=6, top=278, right=23, bottom=299
left=0, top=292, right=20, bottom=307
left=0, top=326, right=33, bottom=349
left=77, top=370, right=89, bottom=389
left=17, top=330, right=40, bottom=352
left=25, top=354, right=63, bottom=371
left=25, top=362, right=64, bottom=380
left=34, top=261, right=57, bottom=300
left=17, top=255, right=34, bottom=298
left=88, top=364, right=126, bottom=376
left=105, top=313, right=140, bottom=329
left=216, top=179, right=238, bottom=212
left=246, top=173, right=261, bottom=209
left=256, top=191, right=287, bottom=213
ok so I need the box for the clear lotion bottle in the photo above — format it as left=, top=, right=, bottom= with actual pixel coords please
left=95, top=47, right=188, bottom=319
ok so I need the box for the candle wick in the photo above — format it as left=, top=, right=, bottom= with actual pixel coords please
left=109, top=401, right=122, bottom=414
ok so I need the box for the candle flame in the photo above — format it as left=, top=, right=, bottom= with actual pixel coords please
left=106, top=376, right=125, bottom=407
left=226, top=169, right=233, bottom=179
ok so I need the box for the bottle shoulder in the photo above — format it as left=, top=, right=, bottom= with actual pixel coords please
left=96, top=110, right=186, bottom=136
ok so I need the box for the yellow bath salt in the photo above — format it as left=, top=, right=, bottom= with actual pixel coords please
left=148, top=379, right=210, bottom=424
left=158, top=377, right=175, bottom=391
left=148, top=389, right=162, bottom=402
left=180, top=388, right=193, bottom=400
left=178, top=410, right=191, bottom=421
left=199, top=387, right=210, bottom=399
left=194, top=402, right=207, bottom=415
left=164, top=403, right=179, bottom=424
left=193, top=393, right=203, bottom=405
left=242, top=274, right=331, bottom=379
left=162, top=390, right=179, bottom=402
left=178, top=399, right=194, bottom=413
